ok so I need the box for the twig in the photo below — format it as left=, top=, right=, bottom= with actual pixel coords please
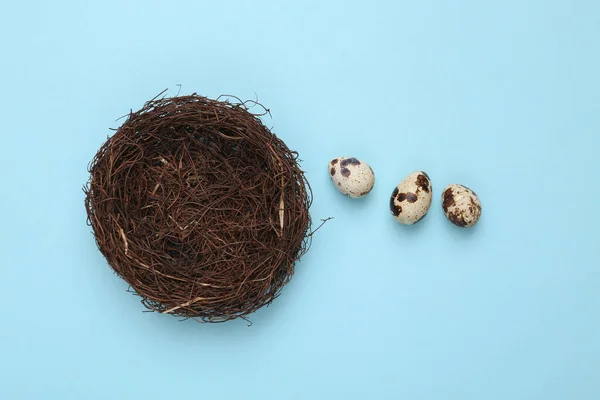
left=162, top=296, right=218, bottom=314
left=309, top=217, right=334, bottom=236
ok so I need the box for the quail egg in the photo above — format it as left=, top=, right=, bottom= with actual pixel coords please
left=329, top=157, right=375, bottom=198
left=441, top=184, right=482, bottom=228
left=390, top=171, right=432, bottom=224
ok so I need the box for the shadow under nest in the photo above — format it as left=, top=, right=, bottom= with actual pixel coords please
left=84, top=93, right=312, bottom=322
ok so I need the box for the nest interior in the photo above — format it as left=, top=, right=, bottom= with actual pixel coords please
left=84, top=94, right=312, bottom=322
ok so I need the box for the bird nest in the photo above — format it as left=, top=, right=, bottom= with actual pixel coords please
left=84, top=93, right=312, bottom=322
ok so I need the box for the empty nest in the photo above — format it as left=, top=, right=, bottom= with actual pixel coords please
left=84, top=93, right=312, bottom=322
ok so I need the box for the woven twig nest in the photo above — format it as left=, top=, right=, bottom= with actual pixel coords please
left=85, top=93, right=312, bottom=322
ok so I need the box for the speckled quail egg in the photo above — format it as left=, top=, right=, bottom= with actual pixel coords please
left=441, top=184, right=482, bottom=228
left=328, top=157, right=375, bottom=198
left=389, top=171, right=432, bottom=224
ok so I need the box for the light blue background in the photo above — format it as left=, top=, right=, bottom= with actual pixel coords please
left=1, top=1, right=599, bottom=399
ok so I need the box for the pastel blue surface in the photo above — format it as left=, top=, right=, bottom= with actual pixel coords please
left=1, top=1, right=599, bottom=399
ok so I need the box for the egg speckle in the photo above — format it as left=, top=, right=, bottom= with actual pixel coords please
left=329, top=157, right=375, bottom=198
left=442, top=184, right=482, bottom=228
left=390, top=171, right=432, bottom=224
